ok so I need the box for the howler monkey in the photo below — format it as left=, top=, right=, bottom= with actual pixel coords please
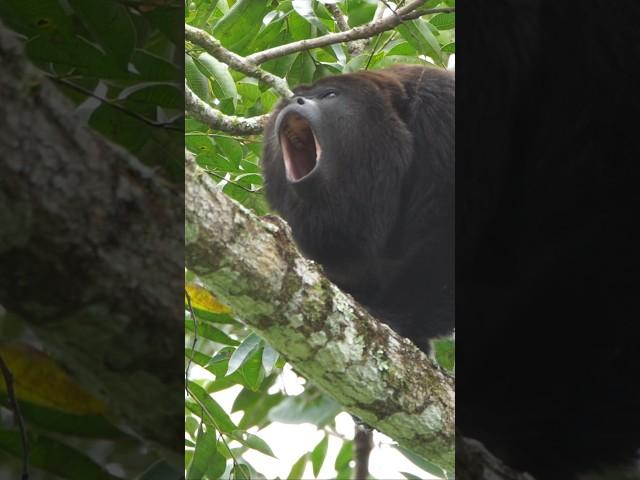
left=262, top=65, right=454, bottom=353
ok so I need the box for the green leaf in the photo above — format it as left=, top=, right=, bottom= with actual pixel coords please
left=261, top=343, right=279, bottom=375
left=231, top=463, right=252, bottom=480
left=192, top=0, right=220, bottom=28
left=269, top=394, right=341, bottom=427
left=26, top=34, right=125, bottom=78
left=68, top=0, right=136, bottom=68
left=0, top=428, right=121, bottom=480
left=187, top=423, right=225, bottom=480
left=336, top=464, right=353, bottom=480
left=186, top=54, right=210, bottom=102
left=185, top=318, right=240, bottom=346
left=214, top=135, right=244, bottom=167
left=442, top=42, right=456, bottom=54
left=187, top=380, right=237, bottom=434
left=227, top=333, right=262, bottom=375
left=397, top=19, right=443, bottom=66
left=132, top=51, right=182, bottom=81
left=310, top=434, right=329, bottom=477
left=212, top=0, right=269, bottom=53
left=233, top=389, right=285, bottom=430
left=196, top=53, right=238, bottom=106
left=240, top=343, right=266, bottom=391
left=430, top=12, right=455, bottom=31
left=232, top=430, right=276, bottom=458
left=0, top=0, right=72, bottom=37
left=124, top=84, right=184, bottom=110
left=287, top=452, right=308, bottom=480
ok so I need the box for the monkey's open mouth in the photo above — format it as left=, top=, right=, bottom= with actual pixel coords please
left=279, top=113, right=321, bottom=182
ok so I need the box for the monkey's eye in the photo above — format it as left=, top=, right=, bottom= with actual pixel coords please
left=320, top=90, right=338, bottom=99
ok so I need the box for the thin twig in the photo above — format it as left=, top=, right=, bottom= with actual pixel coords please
left=185, top=24, right=292, bottom=98
left=245, top=4, right=454, bottom=65
left=0, top=354, right=29, bottom=480
left=326, top=4, right=367, bottom=55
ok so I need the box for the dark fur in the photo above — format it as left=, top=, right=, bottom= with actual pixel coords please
left=457, top=2, right=640, bottom=479
left=262, top=65, right=454, bottom=351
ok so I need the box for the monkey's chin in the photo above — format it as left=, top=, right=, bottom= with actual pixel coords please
left=279, top=113, right=321, bottom=182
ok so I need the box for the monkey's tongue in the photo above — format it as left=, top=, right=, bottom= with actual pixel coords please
left=280, top=119, right=321, bottom=182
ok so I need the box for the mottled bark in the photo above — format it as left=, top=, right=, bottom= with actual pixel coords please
left=185, top=152, right=455, bottom=470
left=0, top=24, right=183, bottom=456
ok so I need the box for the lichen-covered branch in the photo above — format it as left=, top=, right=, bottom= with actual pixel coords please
left=245, top=3, right=455, bottom=65
left=185, top=152, right=455, bottom=469
left=185, top=24, right=292, bottom=98
left=185, top=83, right=267, bottom=135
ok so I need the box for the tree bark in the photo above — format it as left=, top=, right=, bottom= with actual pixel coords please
left=185, top=152, right=455, bottom=470
left=0, top=23, right=183, bottom=457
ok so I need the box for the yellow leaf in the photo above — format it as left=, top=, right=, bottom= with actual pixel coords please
left=185, top=283, right=231, bottom=314
left=0, top=342, right=105, bottom=415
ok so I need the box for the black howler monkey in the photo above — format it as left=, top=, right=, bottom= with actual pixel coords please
left=262, top=65, right=455, bottom=353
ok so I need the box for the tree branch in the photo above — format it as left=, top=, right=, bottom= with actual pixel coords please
left=326, top=3, right=367, bottom=55
left=185, top=152, right=455, bottom=470
left=245, top=4, right=455, bottom=65
left=185, top=82, right=267, bottom=135
left=185, top=24, right=292, bottom=98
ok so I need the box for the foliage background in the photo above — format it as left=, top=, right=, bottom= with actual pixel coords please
left=185, top=1, right=455, bottom=479
left=0, top=1, right=183, bottom=479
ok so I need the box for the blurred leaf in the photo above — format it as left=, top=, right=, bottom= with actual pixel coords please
left=401, top=472, right=423, bottom=480
left=0, top=0, right=72, bottom=37
left=334, top=439, right=353, bottom=471
left=0, top=429, right=121, bottom=480
left=69, top=0, right=136, bottom=68
left=26, top=34, right=125, bottom=78
left=269, top=393, right=341, bottom=427
left=137, top=460, right=183, bottom=480
left=0, top=343, right=105, bottom=414
left=0, top=396, right=122, bottom=438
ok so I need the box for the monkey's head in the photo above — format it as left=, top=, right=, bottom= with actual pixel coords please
left=262, top=70, right=415, bottom=263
